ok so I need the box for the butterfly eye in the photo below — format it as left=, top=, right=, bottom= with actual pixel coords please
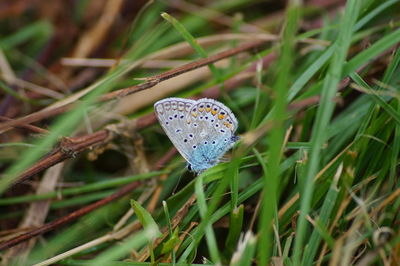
left=231, top=136, right=240, bottom=142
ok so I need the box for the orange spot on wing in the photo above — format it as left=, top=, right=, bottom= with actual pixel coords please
left=192, top=112, right=198, bottom=117
left=206, top=107, right=211, bottom=112
left=218, top=114, right=225, bottom=120
left=211, top=110, right=217, bottom=115
left=223, top=121, right=232, bottom=128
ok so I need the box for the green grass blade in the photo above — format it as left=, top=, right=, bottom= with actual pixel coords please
left=161, top=12, right=219, bottom=79
left=259, top=1, right=299, bottom=265
left=87, top=227, right=159, bottom=266
left=195, top=175, right=221, bottom=264
left=0, top=21, right=52, bottom=50
left=225, top=204, right=244, bottom=258
left=292, top=1, right=361, bottom=264
left=350, top=72, right=400, bottom=125
left=343, top=27, right=400, bottom=75
left=301, top=164, right=341, bottom=265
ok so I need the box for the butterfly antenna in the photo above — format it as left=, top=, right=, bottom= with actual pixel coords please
left=171, top=166, right=187, bottom=195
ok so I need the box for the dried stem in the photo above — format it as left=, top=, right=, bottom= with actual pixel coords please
left=0, top=115, right=50, bottom=135
left=15, top=130, right=110, bottom=185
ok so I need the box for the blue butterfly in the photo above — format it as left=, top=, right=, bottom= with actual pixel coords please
left=154, top=98, right=239, bottom=173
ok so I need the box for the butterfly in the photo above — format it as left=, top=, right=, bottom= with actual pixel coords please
left=154, top=98, right=239, bottom=173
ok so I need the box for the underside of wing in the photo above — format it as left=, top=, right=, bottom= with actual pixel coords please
left=154, top=98, right=196, bottom=163
left=154, top=97, right=239, bottom=172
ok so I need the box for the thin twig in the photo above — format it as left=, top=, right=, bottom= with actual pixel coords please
left=0, top=104, right=72, bottom=134
left=98, top=41, right=265, bottom=101
left=0, top=116, right=50, bottom=135
left=15, top=130, right=110, bottom=185
left=0, top=41, right=266, bottom=133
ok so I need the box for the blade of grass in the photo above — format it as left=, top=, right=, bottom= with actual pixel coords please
left=292, top=1, right=361, bottom=264
left=131, top=200, right=162, bottom=264
left=161, top=12, right=219, bottom=80
left=194, top=175, right=221, bottom=264
left=386, top=48, right=400, bottom=188
left=343, top=27, right=400, bottom=75
left=0, top=80, right=33, bottom=103
left=0, top=21, right=52, bottom=50
left=162, top=201, right=177, bottom=264
left=250, top=59, right=265, bottom=129
left=350, top=72, right=400, bottom=125
left=301, top=163, right=342, bottom=265
left=354, top=0, right=399, bottom=31
left=225, top=204, right=244, bottom=259
left=229, top=164, right=239, bottom=210
left=86, top=227, right=159, bottom=266
left=0, top=171, right=164, bottom=205
left=50, top=190, right=114, bottom=209
left=259, top=1, right=299, bottom=265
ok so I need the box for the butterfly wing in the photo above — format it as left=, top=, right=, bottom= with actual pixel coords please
left=154, top=98, right=197, bottom=163
left=185, top=98, right=239, bottom=172
left=154, top=97, right=239, bottom=173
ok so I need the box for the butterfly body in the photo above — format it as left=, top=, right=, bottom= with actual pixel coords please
left=154, top=98, right=239, bottom=173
